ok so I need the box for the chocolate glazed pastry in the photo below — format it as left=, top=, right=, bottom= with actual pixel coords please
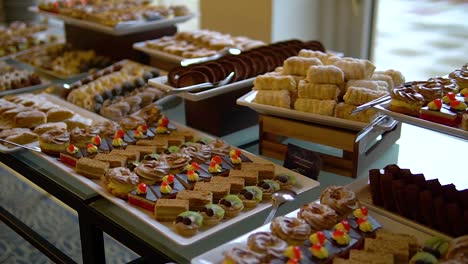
left=176, top=71, right=210, bottom=88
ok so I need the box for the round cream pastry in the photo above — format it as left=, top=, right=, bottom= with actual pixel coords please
left=103, top=167, right=139, bottom=199
left=134, top=160, right=171, bottom=184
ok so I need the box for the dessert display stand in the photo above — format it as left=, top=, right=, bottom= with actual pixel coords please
left=258, top=114, right=402, bottom=178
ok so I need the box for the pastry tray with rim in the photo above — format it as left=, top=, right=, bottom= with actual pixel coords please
left=148, top=75, right=255, bottom=102
left=191, top=199, right=451, bottom=264
left=238, top=90, right=384, bottom=132
left=133, top=41, right=187, bottom=64
left=373, top=101, right=468, bottom=140
left=8, top=94, right=320, bottom=245
left=31, top=7, right=195, bottom=36
left=0, top=93, right=110, bottom=153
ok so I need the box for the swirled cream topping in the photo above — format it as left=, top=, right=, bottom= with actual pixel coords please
left=391, top=86, right=425, bottom=104
left=271, top=216, right=311, bottom=241
left=247, top=232, right=288, bottom=258
left=297, top=203, right=338, bottom=230
left=207, top=139, right=231, bottom=156
left=40, top=128, right=70, bottom=145
left=160, top=153, right=191, bottom=171
left=180, top=143, right=212, bottom=163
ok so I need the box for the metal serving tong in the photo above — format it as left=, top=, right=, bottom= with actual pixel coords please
left=0, top=138, right=42, bottom=153
left=180, top=47, right=241, bottom=67
left=168, top=72, right=235, bottom=95
left=351, top=95, right=391, bottom=115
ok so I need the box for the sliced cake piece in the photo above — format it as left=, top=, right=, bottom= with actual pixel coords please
left=364, top=238, right=409, bottom=263
left=210, top=176, right=245, bottom=194
left=375, top=230, right=418, bottom=255
left=94, top=153, right=128, bottom=168
left=349, top=249, right=394, bottom=264
left=136, top=138, right=168, bottom=153
left=110, top=149, right=140, bottom=162
left=193, top=182, right=231, bottom=202
left=76, top=157, right=109, bottom=179
left=125, top=145, right=158, bottom=156
left=241, top=163, right=275, bottom=180
left=154, top=199, right=189, bottom=221
left=228, top=170, right=259, bottom=186
left=176, top=190, right=213, bottom=211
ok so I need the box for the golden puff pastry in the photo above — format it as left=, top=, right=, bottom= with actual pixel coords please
left=334, top=102, right=378, bottom=123
left=333, top=58, right=376, bottom=80
left=283, top=56, right=323, bottom=76
left=297, top=80, right=340, bottom=100
left=254, top=90, right=291, bottom=109
left=372, top=72, right=394, bottom=90
left=294, top=98, right=336, bottom=116
left=346, top=80, right=389, bottom=92
left=343, top=86, right=389, bottom=106
left=298, top=49, right=330, bottom=63
left=382, top=69, right=405, bottom=87
left=306, top=65, right=345, bottom=84
left=253, top=73, right=297, bottom=91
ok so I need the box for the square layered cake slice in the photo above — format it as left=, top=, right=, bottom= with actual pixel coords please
left=176, top=190, right=213, bottom=211
left=210, top=176, right=245, bottom=194
left=154, top=199, right=189, bottom=221
left=228, top=170, right=259, bottom=186
left=193, top=182, right=231, bottom=202
left=241, top=163, right=275, bottom=181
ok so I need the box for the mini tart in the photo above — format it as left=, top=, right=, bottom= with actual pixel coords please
left=207, top=139, right=231, bottom=156
left=70, top=126, right=100, bottom=148
left=219, top=194, right=244, bottom=217
left=199, top=204, right=225, bottom=226
left=179, top=143, right=212, bottom=164
left=103, top=167, right=139, bottom=199
left=319, top=185, right=359, bottom=216
left=270, top=216, right=311, bottom=246
left=238, top=186, right=263, bottom=208
left=160, top=152, right=191, bottom=174
left=297, top=202, right=339, bottom=231
left=247, top=231, right=288, bottom=261
left=173, top=211, right=203, bottom=237
left=257, top=180, right=280, bottom=200
left=274, top=174, right=296, bottom=190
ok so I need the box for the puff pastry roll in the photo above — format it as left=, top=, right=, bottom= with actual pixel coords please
left=306, top=65, right=345, bottom=84
left=346, top=80, right=389, bottom=92
left=333, top=58, right=376, bottom=80
left=253, top=73, right=297, bottom=91
left=298, top=49, right=330, bottom=63
left=382, top=69, right=405, bottom=86
left=294, top=98, right=336, bottom=116
left=343, top=86, right=389, bottom=106
left=372, top=72, right=394, bottom=90
left=334, top=103, right=378, bottom=123
left=297, top=80, right=340, bottom=100
left=283, top=56, right=323, bottom=76
left=254, top=90, right=291, bottom=109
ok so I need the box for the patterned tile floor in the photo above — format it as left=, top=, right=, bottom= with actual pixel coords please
left=1, top=0, right=467, bottom=263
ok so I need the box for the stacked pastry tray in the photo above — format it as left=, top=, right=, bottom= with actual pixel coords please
left=0, top=93, right=320, bottom=245
left=0, top=60, right=52, bottom=97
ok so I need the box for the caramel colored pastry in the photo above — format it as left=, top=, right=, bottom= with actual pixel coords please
left=0, top=128, right=32, bottom=139
left=306, top=65, right=345, bottom=84
left=39, top=128, right=70, bottom=156
left=270, top=216, right=311, bottom=245
left=3, top=106, right=35, bottom=120
left=210, top=176, right=245, bottom=194
left=76, top=157, right=110, bottom=179
left=240, top=163, right=275, bottom=181
left=371, top=72, right=395, bottom=90
left=298, top=49, right=330, bottom=63
left=154, top=134, right=185, bottom=147
left=283, top=56, right=323, bottom=76
left=33, top=122, right=67, bottom=135
left=207, top=139, right=231, bottom=156
left=375, top=230, right=418, bottom=254
left=160, top=153, right=191, bottom=174
left=70, top=127, right=99, bottom=148
left=343, top=87, right=389, bottom=106
left=64, top=114, right=93, bottom=130
left=179, top=143, right=212, bottom=164
left=125, top=145, right=157, bottom=156
left=223, top=247, right=264, bottom=264
left=389, top=85, right=425, bottom=117
left=247, top=231, right=288, bottom=261
left=253, top=73, right=297, bottom=91
left=334, top=102, right=378, bottom=123
left=346, top=79, right=389, bottom=92
left=4, top=130, right=38, bottom=145
left=294, top=98, right=337, bottom=116
left=254, top=90, right=291, bottom=109
left=413, top=81, right=443, bottom=103
left=429, top=77, right=459, bottom=93
left=94, top=153, right=127, bottom=168
left=332, top=57, right=376, bottom=80
left=297, top=80, right=341, bottom=100
left=154, top=199, right=189, bottom=222
left=449, top=68, right=468, bottom=89
left=135, top=138, right=168, bottom=153
left=46, top=107, right=74, bottom=122
left=348, top=250, right=394, bottom=264
left=383, top=69, right=405, bottom=86
left=320, top=185, right=359, bottom=216
left=297, top=202, right=339, bottom=231
left=134, top=160, right=170, bottom=184
left=103, top=167, right=139, bottom=199
left=194, top=182, right=231, bottom=203
left=229, top=170, right=259, bottom=186
left=14, top=110, right=46, bottom=128
left=176, top=190, right=213, bottom=211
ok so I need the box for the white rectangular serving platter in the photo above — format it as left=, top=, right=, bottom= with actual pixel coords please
left=14, top=94, right=320, bottom=245
left=133, top=41, right=184, bottom=64
left=373, top=101, right=468, bottom=140
left=149, top=75, right=255, bottom=102
left=237, top=90, right=369, bottom=131
left=33, top=7, right=195, bottom=36
left=193, top=182, right=452, bottom=264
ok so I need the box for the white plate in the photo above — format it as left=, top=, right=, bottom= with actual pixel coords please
left=133, top=41, right=184, bottom=64
left=237, top=90, right=369, bottom=131
left=192, top=195, right=450, bottom=264
left=373, top=101, right=468, bottom=140
left=0, top=94, right=108, bottom=153
left=33, top=7, right=195, bottom=36
left=148, top=75, right=255, bottom=102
